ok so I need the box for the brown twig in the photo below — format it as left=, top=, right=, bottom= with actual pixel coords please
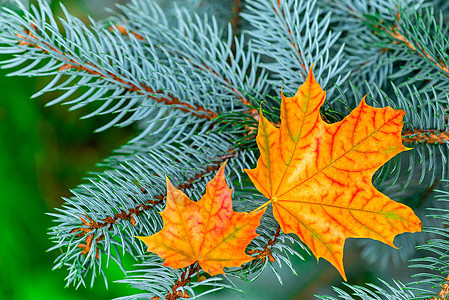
left=416, top=180, right=440, bottom=209
left=402, top=129, right=449, bottom=144
left=421, top=180, right=439, bottom=202
left=166, top=264, right=199, bottom=300
left=429, top=274, right=449, bottom=300
left=272, top=1, right=307, bottom=77
left=158, top=227, right=283, bottom=299
left=109, top=22, right=261, bottom=126
left=330, top=6, right=449, bottom=80
left=248, top=110, right=449, bottom=145
left=374, top=13, right=449, bottom=77
left=109, top=24, right=145, bottom=41
left=70, top=158, right=229, bottom=240
left=151, top=264, right=199, bottom=300
left=108, top=24, right=254, bottom=108
left=230, top=0, right=241, bottom=56
left=77, top=233, right=104, bottom=259
left=231, top=0, right=241, bottom=35
left=16, top=26, right=218, bottom=120
left=71, top=151, right=236, bottom=259
left=247, top=226, right=281, bottom=264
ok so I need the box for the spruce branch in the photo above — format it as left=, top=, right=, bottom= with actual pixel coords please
left=108, top=23, right=255, bottom=109
left=106, top=17, right=262, bottom=119
left=14, top=25, right=218, bottom=120
left=152, top=225, right=295, bottom=300
left=154, top=263, right=199, bottom=300
left=429, top=274, right=449, bottom=300
left=242, top=0, right=348, bottom=98
left=317, top=0, right=426, bottom=91
left=372, top=11, right=449, bottom=78
left=108, top=24, right=146, bottom=41
left=247, top=226, right=281, bottom=263
left=110, top=1, right=269, bottom=110
left=69, top=150, right=233, bottom=261
left=402, top=129, right=449, bottom=144
left=230, top=0, right=241, bottom=38
left=18, top=19, right=449, bottom=147
left=46, top=124, right=247, bottom=287
left=71, top=156, right=229, bottom=238
left=270, top=0, right=307, bottom=77
left=1, top=0, right=263, bottom=139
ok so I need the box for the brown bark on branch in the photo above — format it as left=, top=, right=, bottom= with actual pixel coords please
left=429, top=274, right=449, bottom=300
left=402, top=129, right=449, bottom=144
left=70, top=157, right=229, bottom=239
left=155, top=226, right=284, bottom=300
left=375, top=12, right=449, bottom=77
left=109, top=24, right=145, bottom=41
left=272, top=1, right=307, bottom=78
left=231, top=0, right=241, bottom=35
left=109, top=23, right=255, bottom=109
left=16, top=26, right=218, bottom=120
left=151, top=264, right=198, bottom=300
left=247, top=226, right=281, bottom=263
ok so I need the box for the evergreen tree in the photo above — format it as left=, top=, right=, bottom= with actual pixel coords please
left=1, top=0, right=449, bottom=298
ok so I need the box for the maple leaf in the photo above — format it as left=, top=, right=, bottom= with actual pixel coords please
left=138, top=162, right=265, bottom=276
left=245, top=68, right=422, bottom=280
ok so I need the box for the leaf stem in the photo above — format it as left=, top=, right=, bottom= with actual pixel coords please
left=250, top=200, right=272, bottom=214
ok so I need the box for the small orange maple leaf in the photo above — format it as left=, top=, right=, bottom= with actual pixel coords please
left=245, top=68, right=422, bottom=280
left=138, top=162, right=265, bottom=276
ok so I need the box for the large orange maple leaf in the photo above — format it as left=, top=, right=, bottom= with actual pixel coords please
left=138, top=162, right=265, bottom=276
left=245, top=68, right=422, bottom=280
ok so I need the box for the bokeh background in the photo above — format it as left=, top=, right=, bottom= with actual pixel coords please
left=0, top=1, right=420, bottom=299
left=0, top=1, right=136, bottom=299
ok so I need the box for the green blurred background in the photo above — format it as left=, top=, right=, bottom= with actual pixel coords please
left=0, top=1, right=136, bottom=299
left=0, top=1, right=413, bottom=299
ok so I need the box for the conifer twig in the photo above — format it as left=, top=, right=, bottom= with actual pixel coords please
left=108, top=22, right=262, bottom=125
left=248, top=226, right=281, bottom=263
left=374, top=12, right=449, bottom=77
left=429, top=274, right=449, bottom=300
left=71, top=157, right=230, bottom=239
left=271, top=0, right=307, bottom=77
left=230, top=0, right=241, bottom=56
left=71, top=151, right=239, bottom=259
left=109, top=23, right=254, bottom=109
left=402, top=129, right=449, bottom=144
left=108, top=24, right=145, bottom=41
left=151, top=263, right=199, bottom=300
left=16, top=26, right=218, bottom=120
left=231, top=0, right=241, bottom=35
